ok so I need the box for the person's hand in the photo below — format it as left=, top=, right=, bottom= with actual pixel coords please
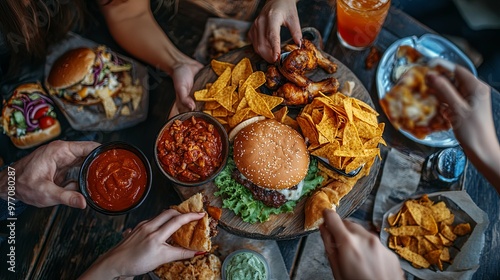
left=248, top=0, right=302, bottom=63
left=171, top=59, right=204, bottom=113
left=79, top=209, right=205, bottom=279
left=426, top=65, right=495, bottom=152
left=426, top=65, right=500, bottom=193
left=0, top=140, right=100, bottom=209
left=319, top=209, right=404, bottom=280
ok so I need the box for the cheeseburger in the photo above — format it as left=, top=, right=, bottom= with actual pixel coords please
left=47, top=46, right=135, bottom=105
left=214, top=118, right=323, bottom=224
left=232, top=119, right=310, bottom=208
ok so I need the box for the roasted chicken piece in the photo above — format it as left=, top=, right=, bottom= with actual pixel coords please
left=302, top=39, right=337, bottom=74
left=282, top=43, right=299, bottom=52
left=278, top=47, right=317, bottom=87
left=277, top=39, right=338, bottom=87
left=265, top=65, right=287, bottom=90
left=274, top=77, right=340, bottom=106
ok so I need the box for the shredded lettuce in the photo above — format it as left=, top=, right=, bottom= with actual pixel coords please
left=214, top=149, right=323, bottom=224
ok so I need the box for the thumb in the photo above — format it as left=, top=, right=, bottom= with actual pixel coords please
left=52, top=183, right=87, bottom=209
left=183, top=97, right=196, bottom=111
left=163, top=245, right=198, bottom=262
left=426, top=73, right=469, bottom=113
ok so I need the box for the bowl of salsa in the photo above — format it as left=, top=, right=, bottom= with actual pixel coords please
left=79, top=141, right=152, bottom=215
left=155, top=111, right=229, bottom=187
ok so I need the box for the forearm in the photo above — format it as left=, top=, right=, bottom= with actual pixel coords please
left=100, top=1, right=193, bottom=75
left=464, top=141, right=500, bottom=194
left=79, top=255, right=120, bottom=280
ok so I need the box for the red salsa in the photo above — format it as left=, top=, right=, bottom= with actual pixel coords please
left=157, top=116, right=223, bottom=182
left=86, top=149, right=148, bottom=211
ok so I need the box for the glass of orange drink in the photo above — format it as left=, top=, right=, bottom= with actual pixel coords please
left=336, top=0, right=391, bottom=50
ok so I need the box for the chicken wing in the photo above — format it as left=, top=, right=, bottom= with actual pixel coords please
left=278, top=47, right=316, bottom=87
left=302, top=39, right=337, bottom=74
left=274, top=77, right=340, bottom=106
left=277, top=39, right=338, bottom=87
left=265, top=65, right=287, bottom=90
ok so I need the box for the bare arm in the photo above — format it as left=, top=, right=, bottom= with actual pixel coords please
left=427, top=66, right=500, bottom=194
left=99, top=0, right=203, bottom=111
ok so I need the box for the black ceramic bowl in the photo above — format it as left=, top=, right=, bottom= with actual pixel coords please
left=154, top=111, right=229, bottom=187
left=79, top=141, right=152, bottom=215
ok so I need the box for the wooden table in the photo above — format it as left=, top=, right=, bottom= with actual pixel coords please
left=0, top=1, right=498, bottom=279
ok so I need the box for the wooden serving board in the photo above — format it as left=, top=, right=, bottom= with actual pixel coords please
left=173, top=29, right=381, bottom=239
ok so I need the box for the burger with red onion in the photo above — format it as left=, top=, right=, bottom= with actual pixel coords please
left=1, top=83, right=61, bottom=149
left=46, top=45, right=134, bottom=105
left=214, top=118, right=324, bottom=223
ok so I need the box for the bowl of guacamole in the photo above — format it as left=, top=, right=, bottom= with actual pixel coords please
left=222, top=249, right=270, bottom=280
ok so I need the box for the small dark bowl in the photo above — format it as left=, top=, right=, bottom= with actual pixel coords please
left=154, top=111, right=229, bottom=187
left=79, top=141, right=152, bottom=215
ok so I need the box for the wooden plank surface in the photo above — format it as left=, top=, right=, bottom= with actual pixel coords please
left=0, top=207, right=55, bottom=280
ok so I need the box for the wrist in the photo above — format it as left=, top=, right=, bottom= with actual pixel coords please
left=80, top=253, right=122, bottom=280
left=158, top=48, right=195, bottom=76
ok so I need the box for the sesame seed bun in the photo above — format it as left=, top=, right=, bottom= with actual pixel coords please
left=233, top=119, right=309, bottom=190
left=10, top=121, right=61, bottom=149
left=47, top=47, right=96, bottom=89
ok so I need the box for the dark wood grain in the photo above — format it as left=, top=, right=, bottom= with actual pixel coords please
left=0, top=207, right=55, bottom=280
left=32, top=208, right=126, bottom=279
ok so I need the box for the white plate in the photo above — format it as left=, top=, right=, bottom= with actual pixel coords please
left=376, top=34, right=477, bottom=147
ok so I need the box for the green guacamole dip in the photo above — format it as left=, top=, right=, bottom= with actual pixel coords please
left=225, top=251, right=268, bottom=280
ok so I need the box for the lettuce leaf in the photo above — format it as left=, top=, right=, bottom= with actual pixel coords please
left=214, top=149, right=323, bottom=224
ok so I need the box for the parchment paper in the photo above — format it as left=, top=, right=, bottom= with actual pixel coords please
left=44, top=33, right=149, bottom=131
left=193, top=17, right=251, bottom=65
left=373, top=148, right=466, bottom=231
left=380, top=191, right=489, bottom=280
left=372, top=148, right=424, bottom=231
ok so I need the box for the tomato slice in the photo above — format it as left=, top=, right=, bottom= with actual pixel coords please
left=39, top=116, right=56, bottom=129
left=33, top=107, right=49, bottom=120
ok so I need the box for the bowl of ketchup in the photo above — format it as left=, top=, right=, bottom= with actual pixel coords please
left=79, top=141, right=152, bottom=215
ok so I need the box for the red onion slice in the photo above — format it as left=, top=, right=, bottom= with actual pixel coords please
left=11, top=105, right=24, bottom=113
left=30, top=103, right=50, bottom=120
left=37, top=93, right=54, bottom=105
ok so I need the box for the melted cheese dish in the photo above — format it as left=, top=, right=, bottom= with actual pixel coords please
left=381, top=65, right=451, bottom=139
